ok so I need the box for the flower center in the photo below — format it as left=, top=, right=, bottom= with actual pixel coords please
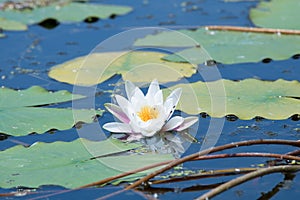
left=137, top=106, right=159, bottom=122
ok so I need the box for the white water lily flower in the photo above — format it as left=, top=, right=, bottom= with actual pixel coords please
left=103, top=80, right=198, bottom=141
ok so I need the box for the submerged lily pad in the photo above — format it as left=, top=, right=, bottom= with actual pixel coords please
left=134, top=28, right=300, bottom=64
left=0, top=138, right=173, bottom=188
left=48, top=51, right=196, bottom=86
left=0, top=1, right=132, bottom=31
left=163, top=79, right=300, bottom=120
left=250, top=0, right=300, bottom=29
left=0, top=86, right=103, bottom=136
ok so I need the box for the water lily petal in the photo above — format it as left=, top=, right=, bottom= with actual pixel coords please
left=115, top=95, right=131, bottom=114
left=131, top=87, right=146, bottom=108
left=127, top=133, right=144, bottom=141
left=146, top=79, right=160, bottom=100
left=162, top=116, right=184, bottom=131
left=104, top=103, right=130, bottom=123
left=166, top=88, right=182, bottom=108
left=175, top=116, right=198, bottom=131
left=125, top=80, right=136, bottom=100
left=133, top=86, right=145, bottom=99
left=140, top=129, right=157, bottom=137
left=164, top=98, right=175, bottom=120
left=141, top=118, right=165, bottom=137
left=103, top=122, right=133, bottom=133
left=154, top=90, right=163, bottom=105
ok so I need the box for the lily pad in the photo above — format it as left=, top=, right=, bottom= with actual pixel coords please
left=163, top=79, right=300, bottom=120
left=134, top=28, right=300, bottom=64
left=0, top=86, right=103, bottom=136
left=0, top=17, right=27, bottom=30
left=0, top=138, right=173, bottom=188
left=0, top=1, right=132, bottom=31
left=250, top=0, right=300, bottom=29
left=48, top=51, right=196, bottom=86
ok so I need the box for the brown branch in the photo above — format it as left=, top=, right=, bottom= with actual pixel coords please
left=125, top=139, right=300, bottom=190
left=205, top=25, right=300, bottom=35
left=196, top=165, right=300, bottom=200
left=81, top=151, right=300, bottom=188
left=78, top=160, right=172, bottom=189
left=151, top=152, right=300, bottom=185
left=286, top=149, right=300, bottom=156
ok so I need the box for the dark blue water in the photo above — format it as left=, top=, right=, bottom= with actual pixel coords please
left=0, top=0, right=299, bottom=199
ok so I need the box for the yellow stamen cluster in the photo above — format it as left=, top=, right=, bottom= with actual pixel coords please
left=137, top=106, right=159, bottom=122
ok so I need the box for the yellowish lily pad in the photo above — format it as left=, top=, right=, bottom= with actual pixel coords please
left=163, top=79, right=300, bottom=120
left=48, top=51, right=196, bottom=86
left=0, top=17, right=27, bottom=31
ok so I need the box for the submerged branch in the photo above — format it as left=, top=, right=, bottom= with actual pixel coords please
left=151, top=152, right=300, bottom=185
left=197, top=165, right=300, bottom=200
left=125, top=139, right=300, bottom=190
left=151, top=167, right=257, bottom=185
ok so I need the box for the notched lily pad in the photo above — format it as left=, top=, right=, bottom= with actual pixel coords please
left=0, top=138, right=173, bottom=188
left=135, top=28, right=300, bottom=64
left=48, top=51, right=196, bottom=86
left=250, top=0, right=300, bottom=29
left=0, top=86, right=103, bottom=136
left=0, top=1, right=132, bottom=31
left=163, top=79, right=300, bottom=120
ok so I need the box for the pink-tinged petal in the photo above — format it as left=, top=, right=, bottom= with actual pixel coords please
left=146, top=79, right=160, bottom=100
left=125, top=80, right=136, bottom=100
left=103, top=122, right=133, bottom=133
left=175, top=116, right=198, bottom=131
left=104, top=103, right=130, bottom=123
left=127, top=133, right=144, bottom=142
left=162, top=116, right=184, bottom=131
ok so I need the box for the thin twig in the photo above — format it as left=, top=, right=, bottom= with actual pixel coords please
left=205, top=25, right=300, bottom=35
left=125, top=139, right=300, bottom=190
left=286, top=149, right=300, bottom=156
left=196, top=165, right=300, bottom=200
left=193, top=152, right=300, bottom=162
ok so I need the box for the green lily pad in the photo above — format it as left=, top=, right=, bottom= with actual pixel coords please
left=0, top=86, right=103, bottom=136
left=250, top=0, right=300, bottom=29
left=48, top=51, right=196, bottom=86
left=134, top=28, right=300, bottom=64
left=0, top=138, right=173, bottom=188
left=163, top=79, right=300, bottom=120
left=0, top=1, right=132, bottom=31
left=0, top=17, right=27, bottom=30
